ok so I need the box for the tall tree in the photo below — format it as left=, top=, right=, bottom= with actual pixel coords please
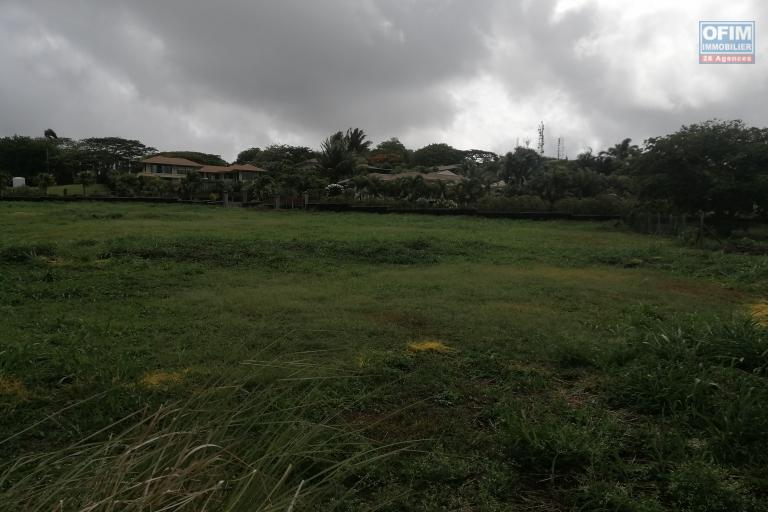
left=0, top=136, right=49, bottom=178
left=412, top=143, right=464, bottom=167
left=633, top=120, right=768, bottom=226
left=369, top=137, right=409, bottom=167
left=501, top=147, right=541, bottom=189
left=154, top=151, right=222, bottom=166
left=345, top=128, right=372, bottom=153
left=0, top=171, right=9, bottom=196
left=75, top=171, right=97, bottom=197
left=526, top=162, right=571, bottom=205
left=597, top=138, right=640, bottom=175
left=236, top=145, right=316, bottom=171
left=235, top=147, right=262, bottom=164
left=463, top=149, right=499, bottom=165
left=319, top=131, right=355, bottom=181
left=601, top=138, right=640, bottom=161
left=35, top=172, right=56, bottom=191
left=80, top=137, right=156, bottom=179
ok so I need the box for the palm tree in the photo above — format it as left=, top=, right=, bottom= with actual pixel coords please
left=459, top=160, right=495, bottom=184
left=320, top=132, right=355, bottom=181
left=600, top=138, right=639, bottom=161
left=43, top=128, right=58, bottom=175
left=345, top=128, right=371, bottom=153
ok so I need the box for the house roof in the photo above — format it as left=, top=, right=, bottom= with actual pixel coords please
left=365, top=170, right=465, bottom=183
left=229, top=163, right=267, bottom=172
left=199, top=164, right=268, bottom=174
left=140, top=156, right=203, bottom=167
left=199, top=165, right=232, bottom=174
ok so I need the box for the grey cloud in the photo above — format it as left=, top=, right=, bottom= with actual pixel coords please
left=1, top=0, right=765, bottom=160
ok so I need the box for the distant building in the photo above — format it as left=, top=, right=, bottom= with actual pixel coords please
left=198, top=163, right=268, bottom=181
left=432, top=164, right=463, bottom=173
left=355, top=169, right=465, bottom=184
left=139, top=157, right=267, bottom=181
left=140, top=156, right=202, bottom=179
left=12, top=177, right=26, bottom=188
left=296, top=158, right=320, bottom=171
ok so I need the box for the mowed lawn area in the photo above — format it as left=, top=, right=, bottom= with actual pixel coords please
left=1, top=201, right=768, bottom=510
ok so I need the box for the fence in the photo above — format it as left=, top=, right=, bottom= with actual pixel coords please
left=623, top=212, right=698, bottom=237
left=622, top=211, right=768, bottom=249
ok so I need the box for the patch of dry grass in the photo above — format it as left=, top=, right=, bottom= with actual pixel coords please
left=407, top=340, right=455, bottom=354
left=0, top=376, right=29, bottom=400
left=140, top=369, right=188, bottom=388
left=750, top=302, right=768, bottom=327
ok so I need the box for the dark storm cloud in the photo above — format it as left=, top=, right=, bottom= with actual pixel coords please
left=1, top=0, right=765, bottom=159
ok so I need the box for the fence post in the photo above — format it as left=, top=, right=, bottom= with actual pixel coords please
left=274, top=196, right=281, bottom=210
left=303, top=191, right=309, bottom=210
left=223, top=191, right=229, bottom=208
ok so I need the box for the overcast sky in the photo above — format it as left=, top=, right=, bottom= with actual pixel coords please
left=1, top=0, right=765, bottom=161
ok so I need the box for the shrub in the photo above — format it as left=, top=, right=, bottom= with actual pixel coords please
left=326, top=183, right=344, bottom=197
left=665, top=462, right=763, bottom=512
left=432, top=198, right=458, bottom=208
left=496, top=398, right=624, bottom=478
left=477, top=195, right=549, bottom=212
left=108, top=172, right=140, bottom=196
left=553, top=195, right=633, bottom=215
left=2, top=186, right=44, bottom=197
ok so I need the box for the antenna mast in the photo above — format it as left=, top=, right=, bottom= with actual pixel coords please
left=537, top=122, right=545, bottom=155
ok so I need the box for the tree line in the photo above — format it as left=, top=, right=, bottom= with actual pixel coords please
left=1, top=120, right=767, bottom=228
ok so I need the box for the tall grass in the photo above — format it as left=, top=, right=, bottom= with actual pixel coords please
left=0, top=375, right=407, bottom=511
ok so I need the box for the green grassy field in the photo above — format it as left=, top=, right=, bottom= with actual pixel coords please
left=45, top=183, right=111, bottom=196
left=1, top=201, right=767, bottom=510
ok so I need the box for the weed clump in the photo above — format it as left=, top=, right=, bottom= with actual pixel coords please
left=0, top=243, right=56, bottom=263
left=606, top=317, right=768, bottom=464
